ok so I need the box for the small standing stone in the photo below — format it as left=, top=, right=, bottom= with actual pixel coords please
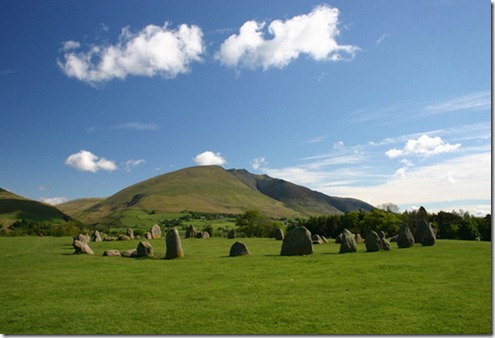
left=365, top=231, right=382, bottom=252
left=185, top=225, right=197, bottom=239
left=339, top=229, right=357, bottom=253
left=103, top=250, right=121, bottom=257
left=73, top=240, right=94, bottom=255
left=91, top=230, right=102, bottom=242
left=165, top=228, right=184, bottom=259
left=136, top=241, right=154, bottom=257
left=126, top=228, right=135, bottom=240
left=275, top=228, right=284, bottom=241
left=227, top=229, right=237, bottom=239
left=150, top=224, right=162, bottom=239
left=229, top=241, right=250, bottom=257
left=397, top=224, right=415, bottom=248
left=280, top=226, right=313, bottom=256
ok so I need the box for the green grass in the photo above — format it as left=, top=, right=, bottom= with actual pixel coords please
left=0, top=236, right=491, bottom=334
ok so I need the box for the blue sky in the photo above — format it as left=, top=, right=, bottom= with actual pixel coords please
left=0, top=0, right=491, bottom=215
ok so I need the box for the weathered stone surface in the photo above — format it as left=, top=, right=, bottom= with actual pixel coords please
left=280, top=226, right=313, bottom=256
left=335, top=233, right=343, bottom=244
left=165, top=228, right=184, bottom=259
left=229, top=241, right=250, bottom=257
left=73, top=240, right=94, bottom=255
left=312, top=234, right=324, bottom=244
left=227, top=229, right=237, bottom=239
left=91, top=230, right=102, bottom=242
left=121, top=249, right=137, bottom=257
left=418, top=220, right=436, bottom=246
left=118, top=234, right=131, bottom=241
left=126, top=228, right=135, bottom=240
left=397, top=224, right=415, bottom=248
left=321, top=236, right=328, bottom=244
left=103, top=236, right=116, bottom=241
left=381, top=238, right=391, bottom=250
left=145, top=232, right=152, bottom=240
left=339, top=229, right=357, bottom=254
left=150, top=224, right=162, bottom=239
left=275, top=228, right=284, bottom=241
left=355, top=233, right=363, bottom=243
left=196, top=231, right=209, bottom=239
left=136, top=241, right=154, bottom=257
left=185, top=225, right=197, bottom=239
left=73, top=234, right=89, bottom=244
left=365, top=231, right=382, bottom=252
left=103, top=249, right=121, bottom=257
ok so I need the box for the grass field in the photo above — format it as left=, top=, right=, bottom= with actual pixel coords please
left=0, top=236, right=491, bottom=334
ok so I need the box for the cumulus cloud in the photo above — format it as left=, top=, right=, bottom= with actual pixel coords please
left=40, top=197, right=68, bottom=205
left=58, top=22, right=204, bottom=84
left=65, top=150, right=118, bottom=172
left=385, top=135, right=461, bottom=159
left=215, top=5, right=359, bottom=70
left=193, top=151, right=226, bottom=166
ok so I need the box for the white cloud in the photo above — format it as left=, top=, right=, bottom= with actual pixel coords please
left=58, top=22, right=204, bottom=84
left=193, top=151, right=226, bottom=166
left=111, top=122, right=160, bottom=131
left=215, top=5, right=359, bottom=70
left=251, top=157, right=266, bottom=170
left=423, top=91, right=490, bottom=115
left=376, top=33, right=390, bottom=45
left=65, top=150, right=118, bottom=173
left=124, top=159, right=146, bottom=172
left=40, top=196, right=68, bottom=205
left=385, top=134, right=461, bottom=158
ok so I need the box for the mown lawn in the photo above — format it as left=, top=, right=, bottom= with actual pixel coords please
left=0, top=236, right=491, bottom=334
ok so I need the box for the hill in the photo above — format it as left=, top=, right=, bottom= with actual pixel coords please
left=0, top=188, right=69, bottom=226
left=67, top=166, right=373, bottom=226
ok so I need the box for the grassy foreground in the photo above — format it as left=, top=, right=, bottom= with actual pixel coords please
left=0, top=236, right=491, bottom=334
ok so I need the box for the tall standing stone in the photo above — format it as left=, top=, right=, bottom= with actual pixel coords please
left=418, top=220, right=436, bottom=246
left=339, top=228, right=357, bottom=253
left=72, top=240, right=94, bottom=255
left=397, top=224, right=415, bottom=248
left=126, top=228, right=135, bottom=240
left=275, top=228, right=284, bottom=241
left=165, top=228, right=184, bottom=259
left=91, top=230, right=102, bottom=242
left=185, top=225, right=197, bottom=239
left=365, top=231, right=382, bottom=252
left=280, top=226, right=313, bottom=256
left=150, top=224, right=162, bottom=239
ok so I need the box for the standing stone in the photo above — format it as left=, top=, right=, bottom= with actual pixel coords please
left=227, top=229, right=237, bottom=239
left=126, top=228, right=135, bottom=240
left=335, top=233, right=343, bottom=244
left=355, top=233, right=363, bottom=243
left=72, top=240, right=94, bottom=255
left=150, top=224, right=162, bottom=239
left=275, top=228, right=285, bottom=241
left=165, top=228, right=184, bottom=259
left=118, top=234, right=131, bottom=241
left=365, top=231, right=382, bottom=252
left=418, top=220, right=436, bottom=246
left=380, top=231, right=392, bottom=251
left=136, top=241, right=154, bottom=257
left=397, top=224, right=415, bottom=248
left=103, top=236, right=116, bottom=241
left=280, top=226, right=313, bottom=256
left=339, top=229, right=357, bottom=253
left=145, top=232, right=152, bottom=240
left=312, top=234, right=324, bottom=244
left=320, top=236, right=329, bottom=244
left=91, top=230, right=102, bottom=242
left=185, top=225, right=197, bottom=239
left=103, top=250, right=121, bottom=257
left=73, top=234, right=89, bottom=244
left=229, top=241, right=250, bottom=257
left=121, top=249, right=137, bottom=257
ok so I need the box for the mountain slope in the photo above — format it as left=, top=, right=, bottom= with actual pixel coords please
left=77, top=166, right=300, bottom=224
left=228, top=169, right=374, bottom=215
left=0, top=188, right=69, bottom=225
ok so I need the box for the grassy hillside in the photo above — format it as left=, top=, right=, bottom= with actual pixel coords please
left=56, top=198, right=104, bottom=219
left=0, top=237, right=490, bottom=334
left=0, top=188, right=68, bottom=226
left=80, top=166, right=299, bottom=225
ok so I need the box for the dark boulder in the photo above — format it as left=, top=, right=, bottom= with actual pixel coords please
left=227, top=229, right=237, bottom=239
left=418, top=220, right=436, bottom=246
left=339, top=229, right=357, bottom=253
left=397, top=224, right=415, bottom=248
left=229, top=241, right=250, bottom=257
left=365, top=231, right=382, bottom=252
left=280, top=226, right=313, bottom=256
left=275, top=228, right=284, bottom=241
left=136, top=241, right=154, bottom=257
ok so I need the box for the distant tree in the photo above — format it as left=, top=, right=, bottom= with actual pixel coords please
left=360, top=208, right=401, bottom=237
left=376, top=203, right=400, bottom=214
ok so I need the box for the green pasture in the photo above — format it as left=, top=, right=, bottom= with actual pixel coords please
left=0, top=236, right=491, bottom=334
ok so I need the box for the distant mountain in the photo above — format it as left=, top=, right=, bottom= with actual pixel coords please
left=63, top=166, right=373, bottom=225
left=0, top=188, right=69, bottom=225
left=228, top=169, right=374, bottom=215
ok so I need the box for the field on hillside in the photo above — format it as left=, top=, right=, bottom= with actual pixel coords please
left=0, top=236, right=491, bottom=334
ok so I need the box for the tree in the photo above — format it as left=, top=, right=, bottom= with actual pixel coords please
left=376, top=203, right=400, bottom=214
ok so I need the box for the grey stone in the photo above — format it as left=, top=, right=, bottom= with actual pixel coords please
left=103, top=236, right=116, bottom=241
left=118, top=234, right=131, bottom=241
left=145, top=232, right=152, bottom=240
left=150, top=224, right=162, bottom=239
left=73, top=234, right=89, bottom=244
left=280, top=226, right=313, bottom=256
left=229, top=241, right=250, bottom=257
left=126, top=228, right=135, bottom=240
left=339, top=229, right=357, bottom=254
left=185, top=225, right=197, bottom=239
left=73, top=240, right=94, bottom=255
left=419, top=220, right=436, bottom=246
left=121, top=249, right=137, bottom=257
left=165, top=228, right=184, bottom=259
left=103, top=250, right=121, bottom=257
left=275, top=228, right=284, bottom=241
left=312, top=234, right=324, bottom=244
left=136, top=241, right=154, bottom=257
left=397, top=224, right=415, bottom=248
left=91, top=230, right=102, bottom=242
left=227, top=229, right=237, bottom=239
left=365, top=231, right=382, bottom=252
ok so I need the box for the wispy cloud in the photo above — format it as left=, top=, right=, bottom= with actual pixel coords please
left=215, top=5, right=359, bottom=70
left=376, top=33, right=390, bottom=45
left=111, top=122, right=160, bottom=131
left=124, top=159, right=146, bottom=172
left=58, top=22, right=204, bottom=85
left=40, top=196, right=68, bottom=205
left=0, top=67, right=26, bottom=76
left=422, top=91, right=490, bottom=115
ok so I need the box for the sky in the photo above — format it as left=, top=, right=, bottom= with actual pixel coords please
left=0, top=0, right=491, bottom=216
